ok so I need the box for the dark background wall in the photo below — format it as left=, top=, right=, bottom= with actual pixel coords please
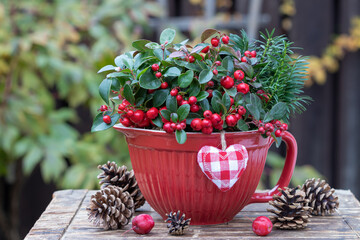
left=15, top=0, right=360, bottom=238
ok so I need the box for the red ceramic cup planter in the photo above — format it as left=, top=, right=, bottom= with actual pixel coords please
left=114, top=124, right=297, bottom=225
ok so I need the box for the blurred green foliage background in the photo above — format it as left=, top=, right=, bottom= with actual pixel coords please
left=0, top=0, right=161, bottom=190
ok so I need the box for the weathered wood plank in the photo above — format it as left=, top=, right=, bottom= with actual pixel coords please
left=25, top=189, right=360, bottom=239
left=24, top=190, right=88, bottom=240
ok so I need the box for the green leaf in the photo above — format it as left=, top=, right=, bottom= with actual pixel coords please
left=188, top=81, right=200, bottom=97
left=151, top=116, right=163, bottom=128
left=132, top=39, right=151, bottom=51
left=115, top=54, right=133, bottom=69
left=145, top=42, right=160, bottom=49
left=201, top=28, right=218, bottom=42
left=199, top=69, right=214, bottom=84
left=222, top=56, right=234, bottom=73
left=269, top=102, right=288, bottom=120
left=237, top=119, right=249, bottom=131
left=211, top=96, right=222, bottom=114
left=263, top=112, right=273, bottom=123
left=222, top=92, right=231, bottom=110
left=91, top=113, right=120, bottom=132
left=175, top=130, right=187, bottom=144
left=177, top=104, right=190, bottom=122
left=123, top=84, right=135, bottom=105
left=199, top=99, right=210, bottom=111
left=171, top=113, right=178, bottom=122
left=196, top=91, right=209, bottom=102
left=98, top=65, right=115, bottom=73
left=153, top=48, right=164, bottom=60
left=164, top=67, right=181, bottom=77
left=166, top=95, right=177, bottom=113
left=139, top=68, right=162, bottom=89
left=153, top=89, right=169, bottom=107
left=160, top=109, right=171, bottom=121
left=238, top=62, right=254, bottom=78
left=224, top=87, right=237, bottom=97
left=160, top=28, right=176, bottom=45
left=246, top=104, right=260, bottom=120
left=99, top=79, right=112, bottom=105
left=178, top=70, right=194, bottom=88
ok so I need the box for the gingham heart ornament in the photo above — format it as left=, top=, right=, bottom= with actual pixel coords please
left=197, top=144, right=249, bottom=192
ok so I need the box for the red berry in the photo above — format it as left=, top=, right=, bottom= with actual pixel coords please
left=121, top=117, right=131, bottom=127
left=146, top=107, right=159, bottom=120
left=275, top=129, right=282, bottom=137
left=131, top=110, right=145, bottom=123
left=282, top=123, right=288, bottom=131
left=258, top=127, right=265, bottom=134
left=132, top=214, right=155, bottom=235
left=212, top=69, right=218, bottom=75
left=176, top=124, right=182, bottom=131
left=269, top=125, right=274, bottom=132
left=244, top=50, right=251, bottom=58
left=207, top=90, right=213, bottom=98
left=264, top=123, right=272, bottom=131
left=237, top=83, right=250, bottom=94
left=176, top=95, right=183, bottom=103
left=180, top=122, right=186, bottom=129
left=230, top=97, right=234, bottom=106
left=201, top=46, right=210, bottom=53
left=151, top=64, right=159, bottom=71
left=170, top=88, right=178, bottom=96
left=190, top=104, right=200, bottom=112
left=241, top=56, right=247, bottom=62
left=118, top=104, right=126, bottom=111
left=122, top=100, right=130, bottom=106
left=250, top=50, right=257, bottom=58
left=137, top=117, right=150, bottom=127
left=170, top=122, right=176, bottom=129
left=203, top=110, right=213, bottom=119
left=214, top=61, right=221, bottom=66
left=155, top=72, right=162, bottom=78
left=211, top=37, right=219, bottom=47
left=235, top=113, right=241, bottom=120
left=202, top=126, right=213, bottom=134
left=188, top=96, right=197, bottom=105
left=252, top=216, right=272, bottom=236
left=225, top=115, right=237, bottom=127
left=188, top=55, right=195, bottom=63
left=100, top=105, right=108, bottom=112
left=275, top=120, right=281, bottom=127
left=191, top=118, right=203, bottom=131
left=213, top=120, right=224, bottom=130
left=207, top=80, right=215, bottom=87
left=160, top=82, right=168, bottom=89
left=127, top=110, right=134, bottom=117
left=222, top=35, right=229, bottom=44
left=103, top=115, right=111, bottom=124
left=256, top=90, right=270, bottom=103
left=163, top=122, right=174, bottom=133
left=181, top=100, right=189, bottom=105
left=238, top=106, right=246, bottom=115
left=234, top=70, right=245, bottom=80
left=202, top=119, right=212, bottom=128
left=211, top=113, right=222, bottom=125
left=147, top=89, right=155, bottom=94
left=220, top=76, right=234, bottom=89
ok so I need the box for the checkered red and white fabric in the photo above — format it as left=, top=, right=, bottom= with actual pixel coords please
left=197, top=144, right=249, bottom=192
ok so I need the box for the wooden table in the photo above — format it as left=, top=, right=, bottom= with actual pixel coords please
left=25, top=189, right=360, bottom=239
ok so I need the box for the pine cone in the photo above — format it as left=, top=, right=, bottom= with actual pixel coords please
left=302, top=178, right=339, bottom=216
left=165, top=211, right=191, bottom=235
left=97, top=161, right=145, bottom=209
left=267, top=187, right=312, bottom=230
left=86, top=186, right=134, bottom=230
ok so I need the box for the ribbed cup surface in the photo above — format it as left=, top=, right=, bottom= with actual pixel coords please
left=114, top=125, right=272, bottom=225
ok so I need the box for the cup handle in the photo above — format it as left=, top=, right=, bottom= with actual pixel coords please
left=248, top=131, right=298, bottom=204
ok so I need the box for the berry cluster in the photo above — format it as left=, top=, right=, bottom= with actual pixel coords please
left=257, top=120, right=288, bottom=137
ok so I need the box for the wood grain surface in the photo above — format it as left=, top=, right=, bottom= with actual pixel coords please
left=24, top=190, right=360, bottom=239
